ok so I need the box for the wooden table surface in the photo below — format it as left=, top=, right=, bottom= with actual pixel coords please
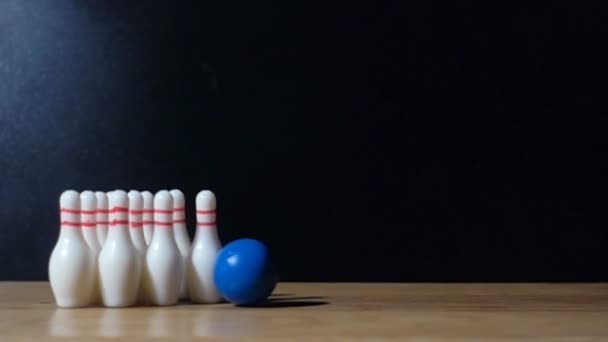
left=1, top=282, right=608, bottom=340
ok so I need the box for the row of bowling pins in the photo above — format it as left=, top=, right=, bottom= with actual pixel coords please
left=49, top=188, right=222, bottom=308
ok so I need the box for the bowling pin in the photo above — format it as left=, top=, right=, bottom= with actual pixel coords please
left=128, top=190, right=147, bottom=304
left=144, top=190, right=184, bottom=305
left=170, top=189, right=191, bottom=300
left=141, top=191, right=154, bottom=245
left=80, top=191, right=102, bottom=305
left=95, top=191, right=109, bottom=246
left=98, top=190, right=142, bottom=307
left=128, top=190, right=147, bottom=256
left=49, top=190, right=95, bottom=307
left=80, top=191, right=101, bottom=253
left=188, top=190, right=222, bottom=303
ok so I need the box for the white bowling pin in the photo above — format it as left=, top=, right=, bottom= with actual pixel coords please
left=80, top=191, right=101, bottom=254
left=80, top=191, right=102, bottom=305
left=49, top=190, right=95, bottom=308
left=128, top=190, right=147, bottom=256
left=170, top=189, right=191, bottom=300
left=95, top=191, right=109, bottom=246
left=188, top=190, right=222, bottom=303
left=144, top=190, right=184, bottom=305
left=141, top=191, right=154, bottom=245
left=98, top=190, right=142, bottom=307
left=128, top=190, right=147, bottom=304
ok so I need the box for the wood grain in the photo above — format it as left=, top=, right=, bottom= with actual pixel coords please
left=1, top=282, right=608, bottom=340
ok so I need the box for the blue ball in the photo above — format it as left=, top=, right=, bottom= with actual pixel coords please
left=214, top=238, right=278, bottom=305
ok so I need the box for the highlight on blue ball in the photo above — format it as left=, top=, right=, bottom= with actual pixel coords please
left=214, top=238, right=278, bottom=305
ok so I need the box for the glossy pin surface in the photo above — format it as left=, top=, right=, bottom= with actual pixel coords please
left=188, top=190, right=222, bottom=303
left=170, top=189, right=191, bottom=299
left=98, top=190, right=142, bottom=307
left=80, top=191, right=101, bottom=254
left=129, top=190, right=147, bottom=304
left=144, top=190, right=183, bottom=305
left=49, top=190, right=96, bottom=308
left=95, top=192, right=108, bottom=246
left=141, top=191, right=154, bottom=245
left=128, top=190, right=147, bottom=256
left=80, top=190, right=102, bottom=305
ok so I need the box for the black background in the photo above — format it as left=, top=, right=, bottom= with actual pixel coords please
left=1, top=1, right=606, bottom=281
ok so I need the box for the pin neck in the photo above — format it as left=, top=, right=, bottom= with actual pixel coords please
left=81, top=224, right=99, bottom=241
left=59, top=206, right=84, bottom=240
left=173, top=219, right=187, bottom=227
left=196, top=208, right=216, bottom=230
left=129, top=211, right=144, bottom=229
left=130, top=225, right=147, bottom=251
left=153, top=208, right=173, bottom=239
left=173, top=208, right=186, bottom=220
left=129, top=211, right=146, bottom=244
left=96, top=218, right=109, bottom=226
left=151, top=223, right=175, bottom=242
left=107, top=224, right=131, bottom=241
left=142, top=208, right=153, bottom=228
left=59, top=223, right=85, bottom=240
left=193, top=224, right=219, bottom=244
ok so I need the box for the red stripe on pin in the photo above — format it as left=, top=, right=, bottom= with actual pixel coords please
left=196, top=209, right=216, bottom=214
left=154, top=209, right=173, bottom=214
left=129, top=209, right=145, bottom=215
left=61, top=208, right=113, bottom=214
left=110, top=219, right=129, bottom=226
left=197, top=221, right=216, bottom=227
left=173, top=219, right=186, bottom=224
left=96, top=221, right=110, bottom=225
left=60, top=221, right=80, bottom=227
left=154, top=221, right=173, bottom=226
left=111, top=207, right=129, bottom=213
left=130, top=221, right=144, bottom=228
left=81, top=222, right=96, bottom=227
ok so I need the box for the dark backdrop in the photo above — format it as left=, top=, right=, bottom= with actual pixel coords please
left=1, top=1, right=606, bottom=281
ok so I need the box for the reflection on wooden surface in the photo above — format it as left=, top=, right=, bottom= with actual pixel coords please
left=49, top=309, right=79, bottom=337
left=2, top=282, right=608, bottom=340
left=99, top=308, right=129, bottom=337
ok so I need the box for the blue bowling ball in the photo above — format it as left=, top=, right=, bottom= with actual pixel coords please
left=214, top=238, right=278, bottom=305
